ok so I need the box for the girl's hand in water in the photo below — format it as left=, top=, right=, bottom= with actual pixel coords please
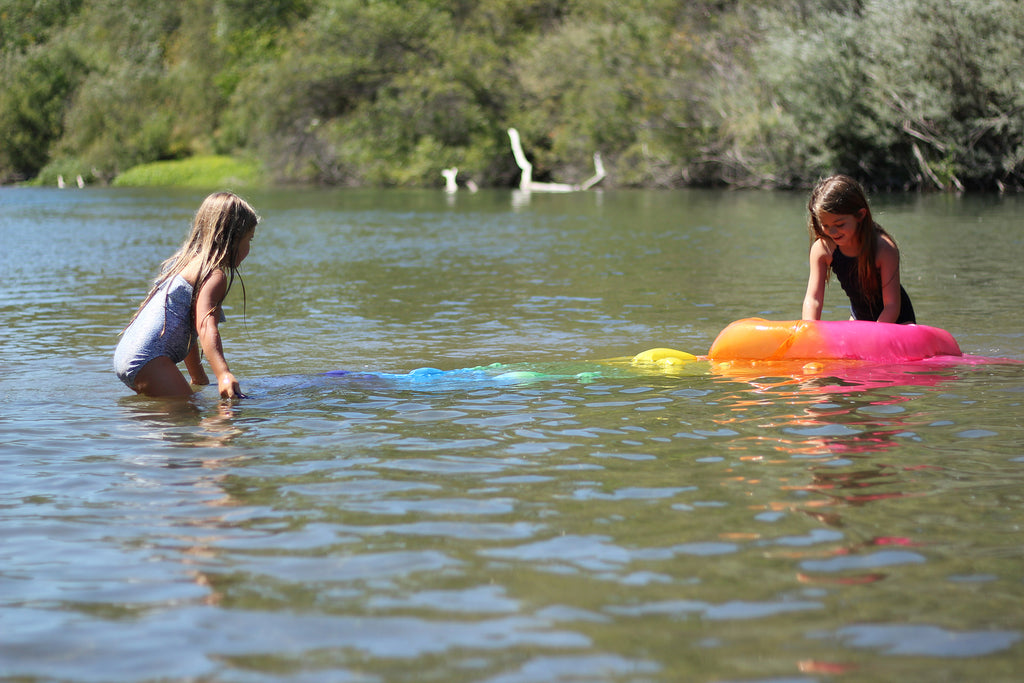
left=217, top=372, right=246, bottom=399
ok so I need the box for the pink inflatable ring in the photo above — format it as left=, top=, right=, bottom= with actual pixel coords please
left=707, top=318, right=962, bottom=363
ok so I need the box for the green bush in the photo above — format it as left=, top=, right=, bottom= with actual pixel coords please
left=708, top=0, right=1024, bottom=190
left=0, top=44, right=87, bottom=182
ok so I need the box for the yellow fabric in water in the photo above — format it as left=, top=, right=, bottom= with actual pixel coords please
left=631, top=348, right=697, bottom=366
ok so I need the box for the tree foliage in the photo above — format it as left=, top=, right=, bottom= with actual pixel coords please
left=1, top=0, right=1021, bottom=189
left=0, top=44, right=87, bottom=181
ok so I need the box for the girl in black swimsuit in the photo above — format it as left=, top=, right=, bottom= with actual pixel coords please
left=801, top=175, right=915, bottom=324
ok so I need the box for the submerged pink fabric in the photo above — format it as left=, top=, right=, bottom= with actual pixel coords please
left=708, top=318, right=962, bottom=362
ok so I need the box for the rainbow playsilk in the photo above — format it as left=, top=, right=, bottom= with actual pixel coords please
left=705, top=318, right=962, bottom=362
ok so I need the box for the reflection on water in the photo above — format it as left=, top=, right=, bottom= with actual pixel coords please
left=1, top=187, right=1023, bottom=681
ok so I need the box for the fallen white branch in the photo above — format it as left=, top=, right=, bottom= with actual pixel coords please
left=579, top=152, right=606, bottom=191
left=507, top=128, right=604, bottom=192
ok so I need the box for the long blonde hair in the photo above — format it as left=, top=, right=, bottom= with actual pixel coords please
left=807, top=174, right=892, bottom=300
left=127, top=192, right=260, bottom=329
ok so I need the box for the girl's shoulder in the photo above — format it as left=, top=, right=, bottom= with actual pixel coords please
left=197, top=267, right=228, bottom=292
left=876, top=232, right=900, bottom=254
left=874, top=232, right=901, bottom=267
left=180, top=261, right=228, bottom=289
left=809, top=237, right=835, bottom=260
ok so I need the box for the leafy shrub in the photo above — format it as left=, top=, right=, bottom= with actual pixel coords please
left=0, top=44, right=87, bottom=182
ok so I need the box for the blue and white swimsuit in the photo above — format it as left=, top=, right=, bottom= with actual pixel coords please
left=113, top=275, right=198, bottom=390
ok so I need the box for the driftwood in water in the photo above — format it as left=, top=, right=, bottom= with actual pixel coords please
left=508, top=128, right=605, bottom=192
left=441, top=167, right=458, bottom=193
left=440, top=167, right=478, bottom=193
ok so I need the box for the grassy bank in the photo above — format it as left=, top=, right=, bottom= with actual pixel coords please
left=111, top=155, right=265, bottom=189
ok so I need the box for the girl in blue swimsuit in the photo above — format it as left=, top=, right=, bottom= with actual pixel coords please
left=802, top=175, right=916, bottom=325
left=114, top=192, right=260, bottom=398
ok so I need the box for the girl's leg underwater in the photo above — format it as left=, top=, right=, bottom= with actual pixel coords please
left=133, top=356, right=194, bottom=398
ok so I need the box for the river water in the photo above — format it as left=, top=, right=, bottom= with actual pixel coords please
left=2, top=186, right=1022, bottom=682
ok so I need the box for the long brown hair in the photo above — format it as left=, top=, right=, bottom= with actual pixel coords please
left=807, top=174, right=893, bottom=299
left=126, top=192, right=260, bottom=330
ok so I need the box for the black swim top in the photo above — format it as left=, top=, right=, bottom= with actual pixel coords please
left=831, top=248, right=916, bottom=324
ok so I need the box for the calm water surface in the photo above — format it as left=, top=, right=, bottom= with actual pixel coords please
left=1, top=186, right=1023, bottom=682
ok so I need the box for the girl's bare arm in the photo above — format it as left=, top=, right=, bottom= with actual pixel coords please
left=194, top=269, right=244, bottom=398
left=875, top=238, right=903, bottom=323
left=184, top=342, right=209, bottom=385
left=802, top=240, right=831, bottom=320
